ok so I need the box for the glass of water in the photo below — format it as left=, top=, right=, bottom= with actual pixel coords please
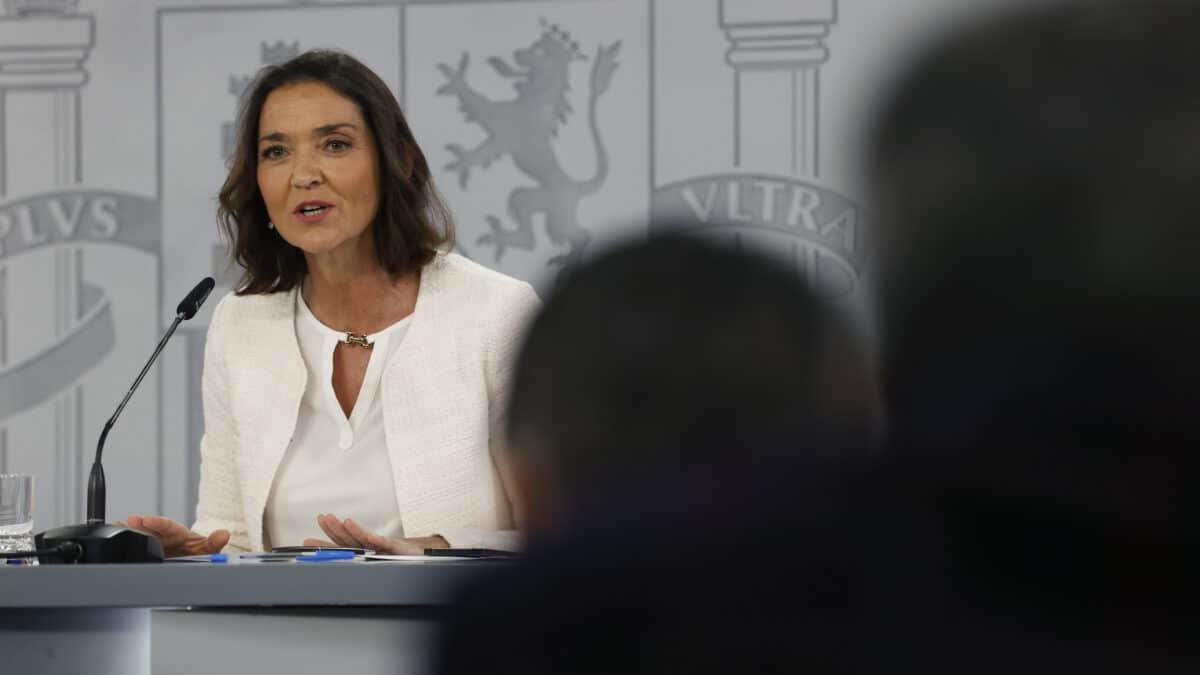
left=0, top=474, right=35, bottom=566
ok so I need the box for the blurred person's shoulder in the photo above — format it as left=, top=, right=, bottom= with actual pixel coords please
left=433, top=462, right=914, bottom=675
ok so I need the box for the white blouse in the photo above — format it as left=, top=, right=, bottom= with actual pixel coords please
left=263, top=292, right=411, bottom=549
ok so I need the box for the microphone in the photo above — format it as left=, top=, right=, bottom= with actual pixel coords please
left=86, top=276, right=215, bottom=524
left=176, top=276, right=214, bottom=320
left=37, top=277, right=216, bottom=564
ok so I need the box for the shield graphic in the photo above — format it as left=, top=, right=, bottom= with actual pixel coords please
left=405, top=0, right=651, bottom=290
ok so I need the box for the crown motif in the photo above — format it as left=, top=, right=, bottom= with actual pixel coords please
left=261, top=40, right=301, bottom=66
left=539, top=18, right=586, bottom=61
left=229, top=74, right=255, bottom=98
left=4, top=0, right=78, bottom=16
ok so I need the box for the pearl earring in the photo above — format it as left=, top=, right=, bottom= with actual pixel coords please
left=267, top=221, right=275, bottom=230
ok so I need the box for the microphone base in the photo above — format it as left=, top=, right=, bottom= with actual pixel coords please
left=35, top=524, right=165, bottom=564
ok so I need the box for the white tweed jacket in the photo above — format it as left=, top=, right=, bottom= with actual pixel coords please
left=191, top=253, right=540, bottom=552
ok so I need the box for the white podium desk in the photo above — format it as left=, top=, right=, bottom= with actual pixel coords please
left=0, top=559, right=491, bottom=675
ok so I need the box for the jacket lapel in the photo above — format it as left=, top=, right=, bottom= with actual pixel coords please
left=381, top=256, right=487, bottom=537
left=226, top=289, right=306, bottom=550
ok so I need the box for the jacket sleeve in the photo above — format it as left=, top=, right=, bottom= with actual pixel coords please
left=191, top=295, right=251, bottom=553
left=435, top=526, right=522, bottom=551
left=440, top=281, right=541, bottom=550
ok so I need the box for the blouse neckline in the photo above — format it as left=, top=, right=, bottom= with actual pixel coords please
left=296, top=289, right=413, bottom=342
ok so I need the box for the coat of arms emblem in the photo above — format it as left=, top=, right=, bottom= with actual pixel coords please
left=438, top=21, right=622, bottom=270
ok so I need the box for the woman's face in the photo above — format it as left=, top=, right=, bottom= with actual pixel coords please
left=256, top=81, right=380, bottom=261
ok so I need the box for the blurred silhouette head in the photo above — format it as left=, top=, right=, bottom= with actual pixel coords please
left=869, top=0, right=1198, bottom=537
left=505, top=233, right=876, bottom=530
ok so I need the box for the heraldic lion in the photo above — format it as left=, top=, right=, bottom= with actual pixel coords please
left=438, top=21, right=622, bottom=268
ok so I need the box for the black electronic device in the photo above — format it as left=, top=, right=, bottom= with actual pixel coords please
left=271, top=546, right=374, bottom=555
left=424, top=548, right=519, bottom=559
left=35, top=277, right=215, bottom=564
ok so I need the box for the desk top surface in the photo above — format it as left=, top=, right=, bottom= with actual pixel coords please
left=0, top=560, right=496, bottom=609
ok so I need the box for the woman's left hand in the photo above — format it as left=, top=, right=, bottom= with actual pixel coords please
left=304, top=513, right=449, bottom=555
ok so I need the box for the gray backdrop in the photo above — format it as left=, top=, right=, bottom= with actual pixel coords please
left=0, top=0, right=1019, bottom=531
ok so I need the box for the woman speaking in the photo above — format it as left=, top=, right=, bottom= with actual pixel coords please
left=124, top=50, right=538, bottom=556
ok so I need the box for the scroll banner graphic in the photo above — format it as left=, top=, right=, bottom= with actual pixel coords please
left=0, top=189, right=160, bottom=421
left=652, top=174, right=866, bottom=297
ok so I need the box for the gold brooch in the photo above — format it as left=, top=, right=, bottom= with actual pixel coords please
left=342, top=332, right=374, bottom=349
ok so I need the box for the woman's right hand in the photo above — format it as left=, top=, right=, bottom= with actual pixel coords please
left=120, top=515, right=230, bottom=558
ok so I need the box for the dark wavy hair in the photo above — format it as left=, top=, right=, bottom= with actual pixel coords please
left=218, top=49, right=453, bottom=294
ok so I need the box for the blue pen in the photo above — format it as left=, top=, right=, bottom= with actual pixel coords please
left=209, top=553, right=228, bottom=563
left=295, top=549, right=355, bottom=562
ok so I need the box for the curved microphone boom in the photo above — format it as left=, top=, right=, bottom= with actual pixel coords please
left=87, top=276, right=214, bottom=523
left=38, top=277, right=215, bottom=564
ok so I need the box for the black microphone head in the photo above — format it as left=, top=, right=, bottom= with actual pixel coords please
left=176, top=277, right=215, bottom=320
